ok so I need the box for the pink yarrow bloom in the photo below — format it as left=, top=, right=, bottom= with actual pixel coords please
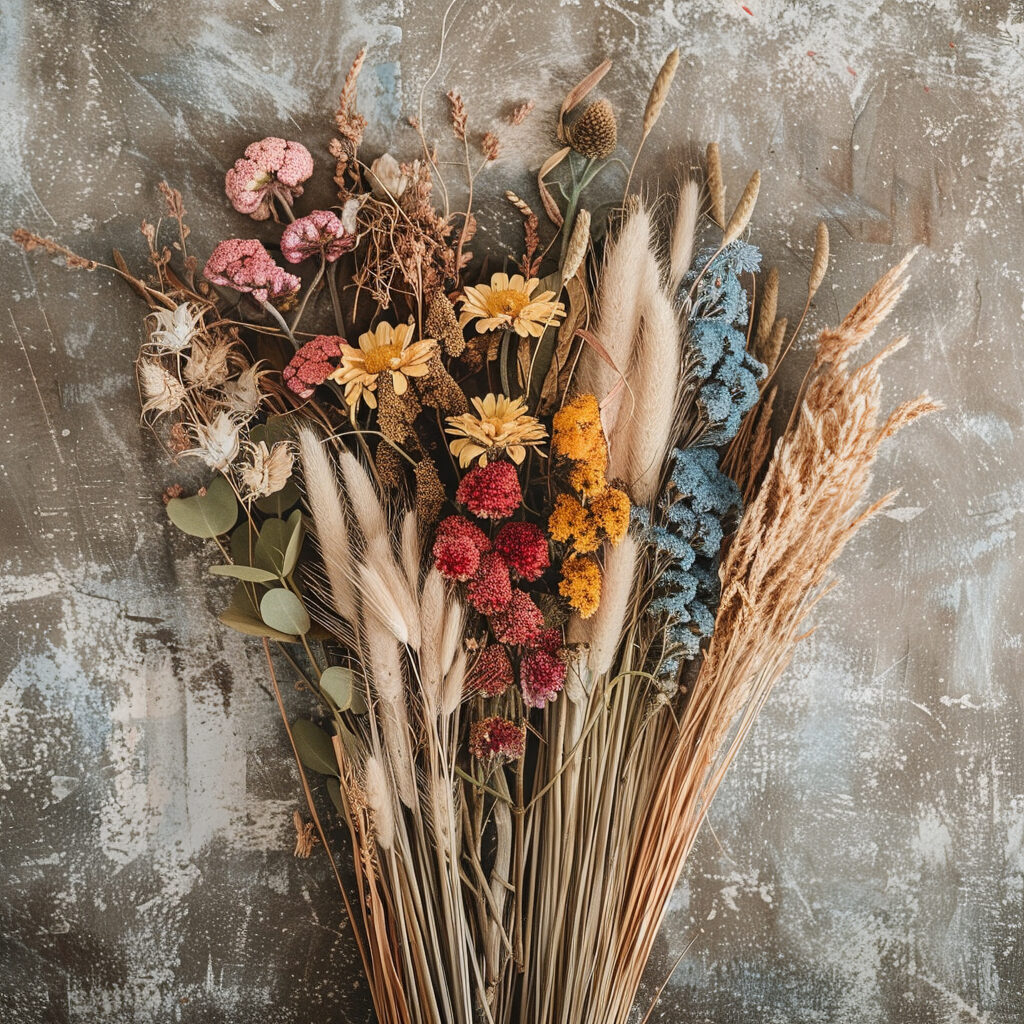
left=204, top=239, right=300, bottom=305
left=283, top=335, right=343, bottom=398
left=280, top=204, right=359, bottom=264
left=224, top=137, right=314, bottom=221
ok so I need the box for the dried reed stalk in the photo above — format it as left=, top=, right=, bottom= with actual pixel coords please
left=605, top=258, right=938, bottom=1023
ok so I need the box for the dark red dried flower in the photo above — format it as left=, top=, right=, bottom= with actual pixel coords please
left=530, top=627, right=564, bottom=656
left=435, top=515, right=491, bottom=553
left=468, top=645, right=515, bottom=697
left=493, top=521, right=550, bottom=581
left=469, top=716, right=525, bottom=763
left=282, top=335, right=343, bottom=398
left=520, top=649, right=567, bottom=709
left=434, top=535, right=480, bottom=582
left=467, top=552, right=512, bottom=615
left=490, top=589, right=544, bottom=646
left=456, top=461, right=522, bottom=520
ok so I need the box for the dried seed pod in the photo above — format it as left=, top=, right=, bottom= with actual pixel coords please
left=567, top=99, right=618, bottom=160
left=722, top=169, right=760, bottom=245
left=561, top=208, right=591, bottom=283
left=754, top=267, right=779, bottom=353
left=425, top=291, right=465, bottom=357
left=705, top=142, right=726, bottom=228
left=758, top=316, right=787, bottom=371
left=641, top=48, right=679, bottom=139
left=808, top=220, right=830, bottom=299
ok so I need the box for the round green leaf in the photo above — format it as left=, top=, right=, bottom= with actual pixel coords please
left=291, top=719, right=339, bottom=776
left=319, top=666, right=354, bottom=711
left=209, top=564, right=278, bottom=584
left=255, top=478, right=300, bottom=516
left=254, top=517, right=293, bottom=576
left=259, top=588, right=310, bottom=635
left=166, top=477, right=238, bottom=538
left=219, top=582, right=296, bottom=641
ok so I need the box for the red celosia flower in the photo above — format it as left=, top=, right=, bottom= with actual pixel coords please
left=493, top=521, right=550, bottom=581
left=435, top=515, right=491, bottom=553
left=467, top=645, right=515, bottom=697
left=433, top=535, right=480, bottom=582
left=204, top=239, right=300, bottom=304
left=282, top=335, right=343, bottom=398
left=530, top=627, right=564, bottom=656
left=280, top=208, right=357, bottom=264
left=520, top=649, right=567, bottom=709
left=490, top=589, right=544, bottom=646
left=467, top=553, right=512, bottom=614
left=224, top=137, right=314, bottom=220
left=469, top=716, right=526, bottom=763
left=456, top=461, right=522, bottom=520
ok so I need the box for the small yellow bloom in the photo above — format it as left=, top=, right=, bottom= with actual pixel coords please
left=329, top=322, right=436, bottom=410
left=552, top=393, right=607, bottom=466
left=446, top=393, right=548, bottom=468
left=559, top=554, right=602, bottom=619
left=548, top=493, right=601, bottom=553
left=459, top=272, right=566, bottom=338
left=589, top=487, right=630, bottom=545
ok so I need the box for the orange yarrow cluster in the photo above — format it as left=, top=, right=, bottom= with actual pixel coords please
left=547, top=394, right=630, bottom=619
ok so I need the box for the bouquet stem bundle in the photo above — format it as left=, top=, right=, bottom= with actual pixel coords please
left=16, top=48, right=937, bottom=1024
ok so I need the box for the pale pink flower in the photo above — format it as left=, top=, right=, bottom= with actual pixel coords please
left=280, top=207, right=357, bottom=264
left=203, top=239, right=300, bottom=305
left=224, top=137, right=314, bottom=221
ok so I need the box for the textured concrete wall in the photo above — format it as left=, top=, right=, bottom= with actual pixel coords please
left=2, top=1, right=1022, bottom=1021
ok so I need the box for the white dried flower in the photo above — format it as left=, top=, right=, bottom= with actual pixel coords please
left=184, top=337, right=233, bottom=389
left=340, top=196, right=362, bottom=235
left=187, top=411, right=240, bottom=471
left=222, top=364, right=266, bottom=418
left=239, top=440, right=294, bottom=499
left=147, top=302, right=203, bottom=351
left=139, top=359, right=186, bottom=415
left=367, top=153, right=408, bottom=200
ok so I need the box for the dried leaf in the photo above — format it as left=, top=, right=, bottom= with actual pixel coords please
left=558, top=59, right=613, bottom=141
left=290, top=720, right=339, bottom=776
left=538, top=147, right=571, bottom=227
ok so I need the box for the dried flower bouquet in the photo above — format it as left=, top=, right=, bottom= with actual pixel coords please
left=16, top=48, right=938, bottom=1024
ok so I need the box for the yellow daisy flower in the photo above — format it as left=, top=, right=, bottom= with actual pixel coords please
left=459, top=272, right=566, bottom=338
left=446, top=393, right=548, bottom=467
left=329, top=322, right=436, bottom=410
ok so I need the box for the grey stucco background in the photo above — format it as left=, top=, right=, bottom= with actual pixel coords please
left=2, top=0, right=1022, bottom=1021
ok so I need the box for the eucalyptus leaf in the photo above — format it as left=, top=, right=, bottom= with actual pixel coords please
left=254, top=517, right=292, bottom=576
left=255, top=478, right=300, bottom=516
left=230, top=521, right=258, bottom=566
left=260, top=588, right=310, bottom=635
left=325, top=776, right=344, bottom=814
left=319, top=666, right=354, bottom=711
left=166, top=477, right=238, bottom=538
left=209, top=564, right=278, bottom=584
left=219, top=583, right=296, bottom=641
left=291, top=719, right=339, bottom=776
left=281, top=509, right=304, bottom=578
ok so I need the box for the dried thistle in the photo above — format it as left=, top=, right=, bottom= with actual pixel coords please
left=566, top=99, right=617, bottom=160
left=139, top=360, right=185, bottom=416
left=641, top=48, right=679, bottom=140
left=447, top=89, right=468, bottom=141
left=722, top=169, right=760, bottom=245
left=239, top=440, right=294, bottom=500
left=705, top=142, right=726, bottom=228
left=808, top=220, right=830, bottom=299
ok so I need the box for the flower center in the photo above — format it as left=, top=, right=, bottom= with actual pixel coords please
left=363, top=343, right=402, bottom=375
left=486, top=289, right=530, bottom=318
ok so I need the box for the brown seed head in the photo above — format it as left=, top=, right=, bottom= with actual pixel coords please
left=723, top=169, right=760, bottom=245
left=705, top=142, right=726, bottom=228
left=567, top=99, right=618, bottom=160
left=808, top=220, right=830, bottom=299
left=642, top=48, right=680, bottom=139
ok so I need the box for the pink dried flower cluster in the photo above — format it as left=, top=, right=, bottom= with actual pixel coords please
left=467, top=553, right=513, bottom=615
left=282, top=335, right=343, bottom=398
left=204, top=239, right=300, bottom=304
left=468, top=645, right=515, bottom=697
left=493, top=521, right=549, bottom=581
left=456, top=461, right=522, bottom=519
left=490, top=590, right=545, bottom=646
left=224, top=137, right=314, bottom=221
left=281, top=209, right=357, bottom=264
left=433, top=516, right=491, bottom=582
left=521, top=649, right=567, bottom=709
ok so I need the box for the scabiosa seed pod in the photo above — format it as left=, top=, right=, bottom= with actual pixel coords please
left=520, top=649, right=567, bottom=709
left=566, top=99, right=617, bottom=160
left=494, top=521, right=550, bottom=581
left=469, top=716, right=525, bottom=763
left=490, top=589, right=544, bottom=646
left=467, top=645, right=515, bottom=697
left=467, top=553, right=513, bottom=615
left=456, top=461, right=522, bottom=520
left=282, top=335, right=343, bottom=398
left=280, top=208, right=357, bottom=264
